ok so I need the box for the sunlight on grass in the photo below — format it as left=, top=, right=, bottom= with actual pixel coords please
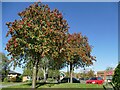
left=39, top=83, right=103, bottom=88
left=3, top=83, right=103, bottom=89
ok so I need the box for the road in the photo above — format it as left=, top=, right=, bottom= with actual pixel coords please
left=0, top=83, right=24, bottom=88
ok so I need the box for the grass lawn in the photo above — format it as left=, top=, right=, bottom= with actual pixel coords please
left=2, top=83, right=103, bottom=89
left=39, top=83, right=103, bottom=88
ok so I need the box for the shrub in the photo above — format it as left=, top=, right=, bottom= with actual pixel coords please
left=3, top=77, right=9, bottom=82
left=16, top=76, right=22, bottom=82
left=27, top=80, right=32, bottom=82
left=47, top=78, right=55, bottom=82
left=112, top=63, right=120, bottom=89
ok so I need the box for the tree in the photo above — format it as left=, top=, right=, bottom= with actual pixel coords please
left=24, top=56, right=65, bottom=83
left=39, top=56, right=65, bottom=82
left=39, top=57, right=49, bottom=82
left=5, top=2, right=69, bottom=88
left=106, top=66, right=113, bottom=71
left=65, top=33, right=96, bottom=83
left=64, top=71, right=70, bottom=78
left=112, top=63, right=120, bottom=89
left=0, top=52, right=10, bottom=81
left=37, top=69, right=44, bottom=80
left=23, top=64, right=44, bottom=81
left=86, top=69, right=94, bottom=78
left=48, top=69, right=60, bottom=79
left=23, top=67, right=32, bottom=78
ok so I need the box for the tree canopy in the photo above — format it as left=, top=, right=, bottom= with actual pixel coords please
left=5, top=2, right=69, bottom=88
left=5, top=2, right=69, bottom=67
left=65, top=33, right=96, bottom=83
left=5, top=2, right=96, bottom=87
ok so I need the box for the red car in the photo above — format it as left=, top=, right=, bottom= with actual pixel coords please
left=86, top=77, right=104, bottom=84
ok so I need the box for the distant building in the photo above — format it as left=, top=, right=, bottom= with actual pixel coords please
left=22, top=76, right=31, bottom=82
left=0, top=70, right=21, bottom=82
left=8, top=70, right=21, bottom=77
left=97, top=70, right=114, bottom=81
left=7, top=70, right=21, bottom=81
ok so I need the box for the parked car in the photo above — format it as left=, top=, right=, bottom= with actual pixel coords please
left=86, top=77, right=104, bottom=84
left=59, top=77, right=80, bottom=83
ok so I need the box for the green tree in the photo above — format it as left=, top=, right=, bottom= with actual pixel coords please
left=112, top=63, right=120, bottom=89
left=39, top=56, right=54, bottom=82
left=86, top=69, right=94, bottom=78
left=5, top=2, right=69, bottom=88
left=23, top=67, right=32, bottom=78
left=39, top=56, right=65, bottom=82
left=39, top=57, right=49, bottom=82
left=65, top=33, right=96, bottom=83
left=106, top=66, right=113, bottom=71
left=64, top=71, right=70, bottom=77
left=24, top=56, right=65, bottom=83
left=48, top=69, right=60, bottom=79
left=0, top=52, right=10, bottom=81
left=37, top=70, right=44, bottom=80
left=23, top=65, right=44, bottom=81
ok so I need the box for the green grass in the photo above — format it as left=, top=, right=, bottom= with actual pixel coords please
left=2, top=83, right=103, bottom=89
left=39, top=83, right=103, bottom=88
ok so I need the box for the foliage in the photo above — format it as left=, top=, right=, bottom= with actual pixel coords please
left=64, top=72, right=69, bottom=77
left=0, top=52, right=11, bottom=81
left=23, top=64, right=60, bottom=81
left=48, top=69, right=60, bottom=79
left=3, top=77, right=9, bottom=82
left=5, top=2, right=69, bottom=67
left=86, top=69, right=95, bottom=78
left=66, top=33, right=96, bottom=68
left=5, top=1, right=96, bottom=86
left=5, top=2, right=69, bottom=88
left=39, top=56, right=66, bottom=71
left=64, top=33, right=96, bottom=83
left=37, top=70, right=44, bottom=79
left=16, top=75, right=22, bottom=82
left=79, top=69, right=94, bottom=79
left=47, top=78, right=56, bottom=83
left=23, top=67, right=32, bottom=77
left=106, top=67, right=113, bottom=71
left=112, top=63, right=120, bottom=89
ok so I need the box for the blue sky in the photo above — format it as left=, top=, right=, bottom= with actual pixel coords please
left=2, top=2, right=118, bottom=74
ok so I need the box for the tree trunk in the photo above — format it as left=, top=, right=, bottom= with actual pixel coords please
left=42, top=67, right=48, bottom=83
left=67, top=63, right=69, bottom=83
left=43, top=70, right=47, bottom=83
left=32, top=62, right=37, bottom=88
left=70, top=63, right=73, bottom=83
left=36, top=68, right=39, bottom=82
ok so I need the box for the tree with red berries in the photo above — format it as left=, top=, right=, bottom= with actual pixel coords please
left=65, top=33, right=96, bottom=83
left=5, top=2, right=69, bottom=88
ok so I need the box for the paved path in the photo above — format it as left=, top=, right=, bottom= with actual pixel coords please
left=0, top=83, right=25, bottom=88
